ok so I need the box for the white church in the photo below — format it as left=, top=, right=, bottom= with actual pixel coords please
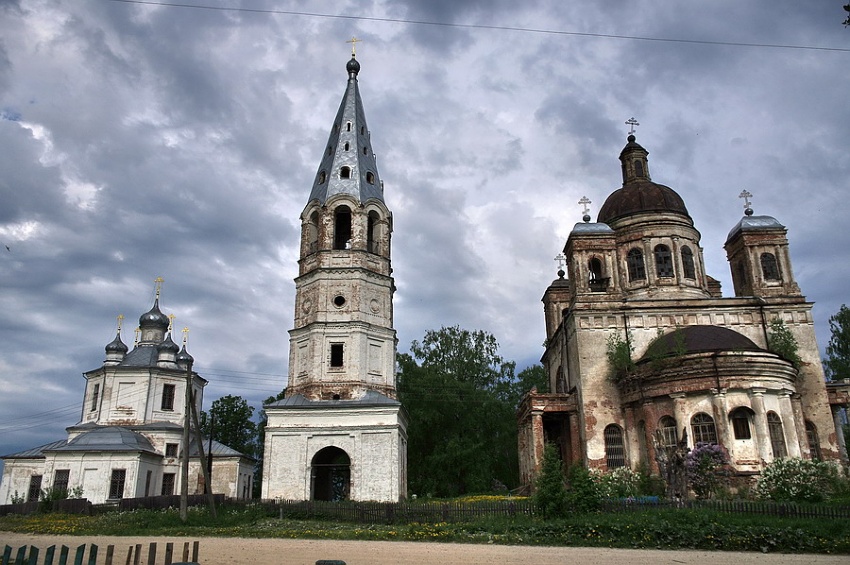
left=0, top=283, right=255, bottom=505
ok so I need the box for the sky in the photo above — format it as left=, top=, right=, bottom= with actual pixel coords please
left=1, top=0, right=848, bottom=465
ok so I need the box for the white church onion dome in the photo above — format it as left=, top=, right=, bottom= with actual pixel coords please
left=725, top=214, right=786, bottom=246
left=638, top=325, right=761, bottom=364
left=105, top=331, right=128, bottom=354
left=139, top=298, right=169, bottom=330
left=158, top=332, right=179, bottom=354
left=597, top=135, right=691, bottom=224
left=176, top=343, right=194, bottom=366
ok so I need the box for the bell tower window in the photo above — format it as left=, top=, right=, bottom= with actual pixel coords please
left=333, top=206, right=352, bottom=250
left=627, top=248, right=646, bottom=282
left=654, top=244, right=674, bottom=277
left=330, top=343, right=344, bottom=368
left=340, top=166, right=351, bottom=179
left=761, top=252, right=780, bottom=281
left=681, top=246, right=696, bottom=279
left=367, top=211, right=380, bottom=254
left=634, top=160, right=644, bottom=177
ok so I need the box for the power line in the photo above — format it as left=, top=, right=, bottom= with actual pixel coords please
left=104, top=0, right=850, bottom=54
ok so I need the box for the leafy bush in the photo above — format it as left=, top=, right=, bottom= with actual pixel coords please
left=592, top=467, right=642, bottom=499
left=755, top=457, right=840, bottom=503
left=685, top=442, right=730, bottom=499
left=532, top=443, right=568, bottom=518
left=565, top=464, right=601, bottom=513
left=767, top=318, right=802, bottom=368
left=605, top=332, right=634, bottom=382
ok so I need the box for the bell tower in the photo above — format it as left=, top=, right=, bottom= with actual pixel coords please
left=262, top=50, right=407, bottom=503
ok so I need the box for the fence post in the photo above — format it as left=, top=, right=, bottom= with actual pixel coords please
left=105, top=546, right=115, bottom=565
left=59, top=545, right=69, bottom=565
left=44, top=545, right=57, bottom=565
left=191, top=542, right=199, bottom=563
left=87, top=545, right=98, bottom=565
left=147, top=543, right=157, bottom=565
left=72, top=544, right=86, bottom=565
left=25, top=546, right=39, bottom=565
left=164, top=543, right=173, bottom=565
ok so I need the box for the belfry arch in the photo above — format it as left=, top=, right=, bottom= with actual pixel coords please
left=310, top=446, right=351, bottom=501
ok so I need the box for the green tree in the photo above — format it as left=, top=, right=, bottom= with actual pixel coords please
left=200, top=395, right=257, bottom=458
left=532, top=443, right=568, bottom=518
left=766, top=318, right=802, bottom=369
left=499, top=364, right=548, bottom=408
left=825, top=305, right=850, bottom=381
left=398, top=326, right=519, bottom=497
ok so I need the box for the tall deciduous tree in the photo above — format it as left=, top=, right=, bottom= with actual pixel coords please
left=825, top=304, right=850, bottom=381
left=200, top=394, right=257, bottom=458
left=398, top=326, right=524, bottom=497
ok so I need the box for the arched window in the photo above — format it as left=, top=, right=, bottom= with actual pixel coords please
left=367, top=211, right=380, bottom=254
left=658, top=416, right=678, bottom=448
left=805, top=421, right=822, bottom=461
left=654, top=244, right=674, bottom=277
left=340, top=166, right=351, bottom=179
left=681, top=246, right=696, bottom=279
left=627, top=248, right=646, bottom=282
left=344, top=142, right=350, bottom=151
left=360, top=126, right=365, bottom=135
left=634, top=160, right=644, bottom=177
left=691, top=413, right=717, bottom=444
left=366, top=171, right=375, bottom=184
left=363, top=146, right=368, bottom=155
left=346, top=121, right=352, bottom=132
left=333, top=205, right=352, bottom=250
left=318, top=171, right=326, bottom=184
left=555, top=366, right=565, bottom=393
left=767, top=412, right=787, bottom=459
left=311, top=446, right=350, bottom=501
left=761, top=253, right=781, bottom=281
left=729, top=407, right=752, bottom=440
left=306, top=211, right=319, bottom=254
left=604, top=424, right=626, bottom=469
left=588, top=257, right=603, bottom=280
left=326, top=146, right=333, bottom=156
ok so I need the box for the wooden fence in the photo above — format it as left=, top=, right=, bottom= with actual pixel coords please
left=600, top=497, right=850, bottom=519
left=1, top=541, right=198, bottom=565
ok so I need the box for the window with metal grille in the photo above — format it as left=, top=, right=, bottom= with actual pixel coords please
left=27, top=475, right=42, bottom=502
left=161, top=473, right=176, bottom=496
left=90, top=383, right=100, bottom=412
left=165, top=443, right=178, bottom=457
left=691, top=413, right=718, bottom=444
left=654, top=244, right=674, bottom=277
left=761, top=253, right=781, bottom=281
left=52, top=469, right=70, bottom=497
left=161, top=383, right=176, bottom=411
left=658, top=416, right=678, bottom=448
left=604, top=424, right=626, bottom=469
left=681, top=246, right=696, bottom=279
left=730, top=407, right=752, bottom=440
left=109, top=469, right=126, bottom=500
left=767, top=412, right=787, bottom=459
left=805, top=421, right=822, bottom=461
left=627, top=248, right=646, bottom=281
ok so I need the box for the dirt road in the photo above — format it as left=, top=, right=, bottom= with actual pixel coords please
left=1, top=534, right=847, bottom=565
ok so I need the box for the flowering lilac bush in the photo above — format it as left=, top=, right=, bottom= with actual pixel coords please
left=755, top=457, right=839, bottom=503
left=591, top=467, right=642, bottom=499
left=685, top=442, right=730, bottom=499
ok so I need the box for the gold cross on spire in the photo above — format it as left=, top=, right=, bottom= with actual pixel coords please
left=625, top=117, right=640, bottom=136
left=134, top=327, right=141, bottom=346
left=154, top=276, right=164, bottom=299
left=182, top=326, right=190, bottom=346
left=168, top=313, right=175, bottom=331
left=347, top=36, right=361, bottom=56
left=116, top=314, right=124, bottom=333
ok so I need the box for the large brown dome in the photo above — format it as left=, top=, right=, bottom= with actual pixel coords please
left=597, top=180, right=690, bottom=224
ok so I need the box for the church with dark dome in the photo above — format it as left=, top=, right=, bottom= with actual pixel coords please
left=517, top=132, right=849, bottom=489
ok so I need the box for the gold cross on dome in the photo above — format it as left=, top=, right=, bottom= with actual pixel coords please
left=134, top=327, right=140, bottom=346
left=579, top=196, right=592, bottom=216
left=625, top=117, right=640, bottom=135
left=116, top=314, right=124, bottom=332
left=168, top=313, right=175, bottom=331
left=739, top=189, right=753, bottom=209
left=182, top=326, right=190, bottom=346
left=154, top=276, right=164, bottom=299
left=347, top=36, right=361, bottom=56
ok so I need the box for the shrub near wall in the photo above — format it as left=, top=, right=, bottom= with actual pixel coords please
left=756, top=458, right=840, bottom=503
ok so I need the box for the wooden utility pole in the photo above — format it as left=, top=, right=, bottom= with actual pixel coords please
left=180, top=358, right=192, bottom=522
left=190, top=389, right=217, bottom=518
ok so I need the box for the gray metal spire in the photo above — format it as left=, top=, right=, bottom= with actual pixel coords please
left=307, top=54, right=384, bottom=205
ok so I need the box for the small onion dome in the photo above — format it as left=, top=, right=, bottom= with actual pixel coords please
left=158, top=332, right=180, bottom=354
left=177, top=344, right=194, bottom=365
left=346, top=54, right=360, bottom=76
left=139, top=298, right=169, bottom=330
left=105, top=332, right=129, bottom=354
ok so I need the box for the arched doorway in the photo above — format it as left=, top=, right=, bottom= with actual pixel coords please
left=311, top=446, right=351, bottom=501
